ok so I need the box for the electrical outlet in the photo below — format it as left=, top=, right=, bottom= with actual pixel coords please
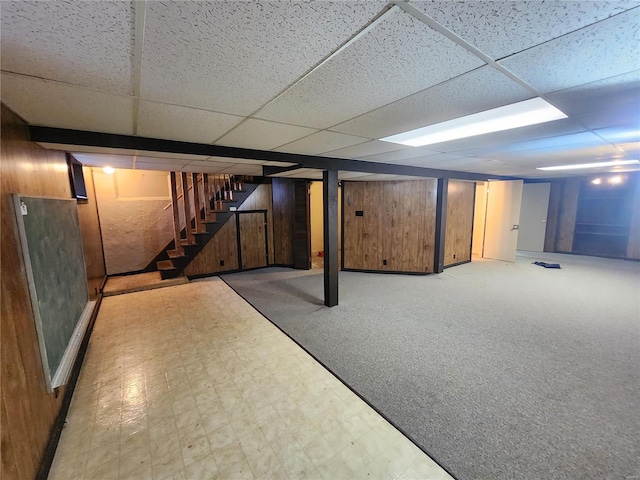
left=383, top=259, right=387, bottom=265
left=219, top=260, right=225, bottom=266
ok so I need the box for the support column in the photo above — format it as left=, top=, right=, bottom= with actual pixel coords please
left=434, top=177, right=448, bottom=274
left=323, top=169, right=338, bottom=307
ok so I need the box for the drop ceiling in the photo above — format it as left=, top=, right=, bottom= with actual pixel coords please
left=1, top=1, right=639, bottom=180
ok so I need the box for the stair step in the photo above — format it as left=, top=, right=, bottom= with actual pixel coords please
left=167, top=249, right=186, bottom=259
left=156, top=260, right=175, bottom=271
left=180, top=239, right=197, bottom=246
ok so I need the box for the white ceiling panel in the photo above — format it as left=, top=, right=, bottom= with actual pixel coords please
left=216, top=119, right=317, bottom=151
left=220, top=165, right=263, bottom=175
left=274, top=131, right=370, bottom=155
left=255, top=6, right=484, bottom=129
left=499, top=9, right=640, bottom=94
left=0, top=1, right=134, bottom=94
left=403, top=153, right=474, bottom=166
left=72, top=154, right=134, bottom=169
left=135, top=162, right=182, bottom=172
left=136, top=151, right=210, bottom=161
left=137, top=101, right=243, bottom=144
left=338, top=171, right=373, bottom=180
left=141, top=1, right=387, bottom=115
left=1, top=74, right=134, bottom=135
left=333, top=66, right=532, bottom=138
left=360, top=146, right=442, bottom=163
left=325, top=140, right=407, bottom=159
left=410, top=1, right=637, bottom=59
left=482, top=143, right=622, bottom=166
left=547, top=70, right=640, bottom=116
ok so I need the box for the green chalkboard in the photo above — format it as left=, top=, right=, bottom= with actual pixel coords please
left=14, top=195, right=90, bottom=390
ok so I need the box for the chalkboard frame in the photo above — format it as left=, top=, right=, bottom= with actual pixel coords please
left=13, top=194, right=95, bottom=392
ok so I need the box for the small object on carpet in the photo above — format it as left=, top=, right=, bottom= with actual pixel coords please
left=533, top=261, right=561, bottom=269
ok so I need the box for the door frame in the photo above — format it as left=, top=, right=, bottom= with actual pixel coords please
left=235, top=210, right=269, bottom=271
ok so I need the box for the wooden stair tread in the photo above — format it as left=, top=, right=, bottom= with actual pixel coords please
left=156, top=260, right=175, bottom=270
left=179, top=239, right=197, bottom=246
left=167, top=249, right=186, bottom=259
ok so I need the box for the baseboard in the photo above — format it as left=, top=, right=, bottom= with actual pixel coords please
left=444, top=259, right=471, bottom=269
left=341, top=267, right=432, bottom=276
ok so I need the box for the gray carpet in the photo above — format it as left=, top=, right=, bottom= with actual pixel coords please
left=221, top=253, right=640, bottom=480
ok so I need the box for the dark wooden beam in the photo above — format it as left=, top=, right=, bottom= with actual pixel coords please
left=434, top=177, right=448, bottom=274
left=30, top=126, right=514, bottom=182
left=323, top=169, right=339, bottom=307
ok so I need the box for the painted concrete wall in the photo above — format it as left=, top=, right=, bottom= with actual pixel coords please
left=93, top=168, right=173, bottom=275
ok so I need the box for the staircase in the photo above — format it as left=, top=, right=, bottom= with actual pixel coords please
left=152, top=173, right=261, bottom=279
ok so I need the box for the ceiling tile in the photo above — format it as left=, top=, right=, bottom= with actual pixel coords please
left=359, top=146, right=442, bottom=162
left=255, top=6, right=484, bottom=129
left=0, top=1, right=134, bottom=94
left=215, top=119, right=317, bottom=150
left=410, top=1, right=637, bottom=59
left=136, top=151, right=211, bottom=161
left=274, top=131, right=370, bottom=155
left=135, top=162, right=182, bottom=172
left=137, top=101, right=243, bottom=144
left=1, top=74, right=134, bottom=134
left=220, top=165, right=263, bottom=175
left=140, top=1, right=387, bottom=116
left=332, top=66, right=532, bottom=138
left=72, top=154, right=134, bottom=169
left=325, top=140, right=407, bottom=159
left=499, top=9, right=640, bottom=93
left=338, top=171, right=372, bottom=180
left=481, top=143, right=621, bottom=165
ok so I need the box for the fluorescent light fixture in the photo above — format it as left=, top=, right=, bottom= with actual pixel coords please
left=380, top=97, right=567, bottom=147
left=103, top=166, right=115, bottom=174
left=537, top=160, right=639, bottom=171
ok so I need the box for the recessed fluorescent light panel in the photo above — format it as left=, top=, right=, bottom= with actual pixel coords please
left=537, top=160, right=639, bottom=171
left=380, top=97, right=567, bottom=147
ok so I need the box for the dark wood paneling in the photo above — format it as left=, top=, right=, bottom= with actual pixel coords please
left=239, top=183, right=274, bottom=264
left=556, top=178, right=580, bottom=253
left=444, top=180, right=475, bottom=266
left=343, top=180, right=437, bottom=273
left=239, top=212, right=268, bottom=269
left=1, top=104, right=78, bottom=480
left=293, top=180, right=311, bottom=269
left=627, top=176, right=640, bottom=259
left=544, top=181, right=562, bottom=252
left=272, top=178, right=295, bottom=266
left=183, top=217, right=239, bottom=276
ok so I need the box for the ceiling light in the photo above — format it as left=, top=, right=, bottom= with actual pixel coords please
left=537, top=160, right=639, bottom=171
left=591, top=178, right=602, bottom=185
left=379, top=97, right=567, bottom=147
left=608, top=175, right=623, bottom=184
left=103, top=166, right=115, bottom=174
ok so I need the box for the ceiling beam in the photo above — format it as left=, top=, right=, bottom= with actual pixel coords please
left=29, top=126, right=514, bottom=181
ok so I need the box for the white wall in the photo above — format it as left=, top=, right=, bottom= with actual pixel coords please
left=310, top=181, right=342, bottom=256
left=93, top=168, right=174, bottom=275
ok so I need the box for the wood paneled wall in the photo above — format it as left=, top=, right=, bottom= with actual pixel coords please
left=444, top=180, right=475, bottom=266
left=555, top=178, right=580, bottom=253
left=272, top=178, right=295, bottom=266
left=343, top=180, right=437, bottom=273
left=77, top=167, right=106, bottom=299
left=185, top=182, right=285, bottom=276
left=1, top=104, right=104, bottom=480
left=183, top=218, right=239, bottom=276
left=238, top=183, right=274, bottom=264
left=543, top=181, right=563, bottom=253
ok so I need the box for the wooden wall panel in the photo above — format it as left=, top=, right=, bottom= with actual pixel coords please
left=238, top=183, right=274, bottom=264
left=1, top=104, right=96, bottom=480
left=343, top=180, right=437, bottom=273
left=77, top=167, right=106, bottom=299
left=444, top=180, right=475, bottom=266
left=272, top=178, right=295, bottom=266
left=544, top=181, right=562, bottom=252
left=183, top=217, right=239, bottom=276
left=556, top=178, right=580, bottom=253
left=239, top=212, right=268, bottom=269
left=626, top=175, right=640, bottom=259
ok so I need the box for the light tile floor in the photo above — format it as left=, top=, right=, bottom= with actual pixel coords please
left=49, top=278, right=452, bottom=480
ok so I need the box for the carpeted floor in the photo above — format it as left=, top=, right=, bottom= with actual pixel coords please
left=221, top=252, right=640, bottom=480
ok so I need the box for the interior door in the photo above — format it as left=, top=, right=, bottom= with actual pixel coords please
left=238, top=211, right=268, bottom=270
left=483, top=180, right=524, bottom=262
left=517, top=183, right=551, bottom=252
